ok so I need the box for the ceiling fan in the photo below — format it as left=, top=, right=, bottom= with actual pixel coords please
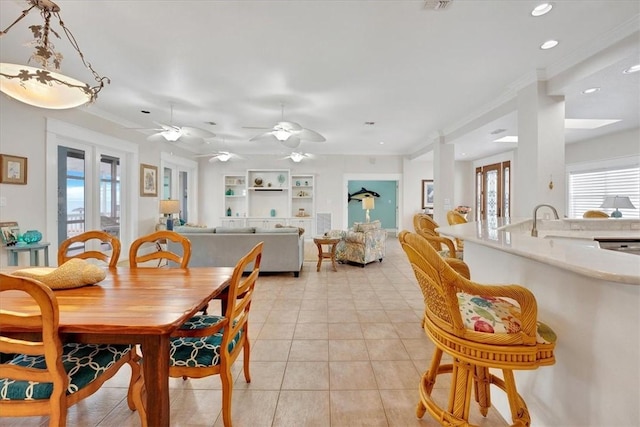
left=280, top=152, right=314, bottom=163
left=244, top=105, right=326, bottom=148
left=136, top=104, right=215, bottom=144
left=194, top=151, right=242, bottom=163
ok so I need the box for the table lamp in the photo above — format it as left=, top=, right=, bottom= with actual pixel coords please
left=600, top=196, right=635, bottom=218
left=362, top=197, right=375, bottom=223
left=159, top=199, right=180, bottom=230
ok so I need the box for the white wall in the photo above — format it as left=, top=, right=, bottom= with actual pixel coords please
left=565, top=128, right=640, bottom=165
left=0, top=97, right=194, bottom=266
left=199, top=154, right=407, bottom=232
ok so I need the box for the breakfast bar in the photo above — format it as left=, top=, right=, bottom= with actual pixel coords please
left=437, top=218, right=640, bottom=427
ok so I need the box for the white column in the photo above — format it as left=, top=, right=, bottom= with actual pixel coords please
left=433, top=135, right=455, bottom=225
left=515, top=80, right=566, bottom=217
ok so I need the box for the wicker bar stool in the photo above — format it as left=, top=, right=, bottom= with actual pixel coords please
left=398, top=231, right=556, bottom=426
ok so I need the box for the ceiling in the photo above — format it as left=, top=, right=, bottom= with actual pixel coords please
left=1, top=0, right=638, bottom=161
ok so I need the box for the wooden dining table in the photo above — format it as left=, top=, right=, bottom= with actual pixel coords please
left=0, top=266, right=234, bottom=427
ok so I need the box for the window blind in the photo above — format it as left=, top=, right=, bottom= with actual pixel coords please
left=568, top=166, right=640, bottom=218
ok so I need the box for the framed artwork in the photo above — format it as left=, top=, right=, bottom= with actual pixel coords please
left=422, top=179, right=434, bottom=209
left=0, top=154, right=27, bottom=185
left=140, top=163, right=158, bottom=197
left=0, top=221, right=20, bottom=245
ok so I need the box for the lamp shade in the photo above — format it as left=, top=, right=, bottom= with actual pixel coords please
left=600, top=196, right=635, bottom=209
left=362, top=197, right=375, bottom=210
left=0, top=63, right=95, bottom=109
left=159, top=199, right=180, bottom=215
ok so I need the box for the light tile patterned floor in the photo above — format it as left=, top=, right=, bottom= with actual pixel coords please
left=2, top=237, right=508, bottom=427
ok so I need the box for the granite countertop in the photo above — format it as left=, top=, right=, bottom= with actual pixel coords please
left=436, top=217, right=640, bottom=285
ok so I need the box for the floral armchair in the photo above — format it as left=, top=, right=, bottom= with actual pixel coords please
left=327, top=220, right=387, bottom=267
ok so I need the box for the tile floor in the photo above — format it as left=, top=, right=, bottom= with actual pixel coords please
left=2, top=236, right=508, bottom=427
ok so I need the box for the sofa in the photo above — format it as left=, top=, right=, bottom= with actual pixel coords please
left=327, top=220, right=387, bottom=267
left=169, top=226, right=304, bottom=277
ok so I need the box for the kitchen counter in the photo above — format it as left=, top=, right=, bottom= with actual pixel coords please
left=435, top=217, right=640, bottom=426
left=437, top=217, right=640, bottom=285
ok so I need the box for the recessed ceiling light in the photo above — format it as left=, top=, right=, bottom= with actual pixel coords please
left=531, top=3, right=553, bottom=17
left=565, top=119, right=621, bottom=129
left=582, top=87, right=600, bottom=94
left=623, top=64, right=640, bottom=74
left=540, top=40, right=559, bottom=50
left=379, top=141, right=384, bottom=145
left=493, top=136, right=518, bottom=143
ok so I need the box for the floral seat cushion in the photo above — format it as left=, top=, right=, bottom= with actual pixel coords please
left=0, top=344, right=132, bottom=400
left=457, top=292, right=557, bottom=344
left=170, top=315, right=242, bottom=368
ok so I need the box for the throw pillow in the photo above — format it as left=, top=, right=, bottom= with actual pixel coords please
left=275, top=223, right=305, bottom=236
left=12, top=258, right=106, bottom=290
left=354, top=220, right=381, bottom=232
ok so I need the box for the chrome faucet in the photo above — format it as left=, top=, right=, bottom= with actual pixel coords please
left=531, top=204, right=559, bottom=237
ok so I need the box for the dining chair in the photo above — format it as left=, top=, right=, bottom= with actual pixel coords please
left=583, top=210, right=609, bottom=218
left=446, top=210, right=467, bottom=250
left=0, top=273, right=143, bottom=426
left=416, top=228, right=459, bottom=259
left=133, top=242, right=263, bottom=427
left=129, top=230, right=192, bottom=268
left=398, top=231, right=556, bottom=426
left=58, top=230, right=121, bottom=268
left=413, top=213, right=440, bottom=235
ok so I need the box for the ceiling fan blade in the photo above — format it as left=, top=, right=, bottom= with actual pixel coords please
left=250, top=132, right=276, bottom=142
left=281, top=135, right=301, bottom=148
left=277, top=121, right=303, bottom=132
left=147, top=133, right=167, bottom=142
left=181, top=126, right=215, bottom=139
left=297, top=128, right=326, bottom=142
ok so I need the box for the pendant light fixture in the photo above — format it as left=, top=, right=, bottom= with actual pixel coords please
left=0, top=0, right=109, bottom=109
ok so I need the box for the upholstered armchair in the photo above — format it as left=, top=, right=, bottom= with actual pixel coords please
left=327, top=220, right=387, bottom=267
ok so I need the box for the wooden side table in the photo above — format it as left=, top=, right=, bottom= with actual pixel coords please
left=313, top=236, right=341, bottom=272
left=6, top=242, right=50, bottom=266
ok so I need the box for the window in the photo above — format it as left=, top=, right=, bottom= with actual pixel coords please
left=568, top=165, right=639, bottom=218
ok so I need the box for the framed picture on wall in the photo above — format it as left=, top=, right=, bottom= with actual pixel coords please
left=422, top=179, right=434, bottom=209
left=140, top=163, right=158, bottom=197
left=0, top=154, right=27, bottom=185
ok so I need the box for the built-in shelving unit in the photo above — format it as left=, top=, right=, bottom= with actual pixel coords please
left=220, top=170, right=315, bottom=235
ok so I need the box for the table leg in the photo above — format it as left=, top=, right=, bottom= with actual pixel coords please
left=141, top=335, right=171, bottom=427
left=7, top=251, right=17, bottom=266
left=31, top=249, right=38, bottom=266
left=44, top=246, right=49, bottom=266
left=330, top=243, right=338, bottom=272
left=315, top=242, right=323, bottom=272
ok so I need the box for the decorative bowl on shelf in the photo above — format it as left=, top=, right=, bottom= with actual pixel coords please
left=23, top=230, right=42, bottom=244
left=254, top=177, right=263, bottom=187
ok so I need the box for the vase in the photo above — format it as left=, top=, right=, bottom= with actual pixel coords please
left=270, top=209, right=276, bottom=217
left=23, top=230, right=42, bottom=244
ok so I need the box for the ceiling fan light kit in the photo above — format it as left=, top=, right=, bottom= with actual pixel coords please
left=0, top=0, right=109, bottom=109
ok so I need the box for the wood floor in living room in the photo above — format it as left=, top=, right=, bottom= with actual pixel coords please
left=4, top=237, right=507, bottom=427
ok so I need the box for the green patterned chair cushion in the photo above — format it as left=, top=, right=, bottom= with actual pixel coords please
left=179, top=314, right=226, bottom=330
left=457, top=292, right=557, bottom=344
left=170, top=315, right=242, bottom=368
left=0, top=344, right=132, bottom=400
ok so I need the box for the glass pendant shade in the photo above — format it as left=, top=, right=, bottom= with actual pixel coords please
left=274, top=129, right=291, bottom=141
left=0, top=63, right=95, bottom=109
